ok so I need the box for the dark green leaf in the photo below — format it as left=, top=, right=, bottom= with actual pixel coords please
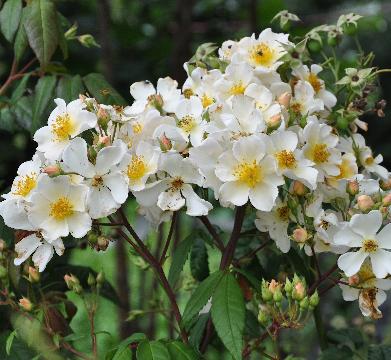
left=6, top=330, right=17, bottom=355
left=190, top=237, right=209, bottom=281
left=0, top=0, right=22, bottom=42
left=83, top=73, right=126, bottom=105
left=13, top=8, right=28, bottom=62
left=56, top=11, right=68, bottom=59
left=31, top=75, right=57, bottom=133
left=319, top=346, right=354, bottom=360
left=24, top=0, right=59, bottom=67
left=327, top=328, right=363, bottom=348
left=166, top=341, right=198, bottom=360
left=11, top=75, right=30, bottom=103
left=168, top=234, right=194, bottom=287
left=13, top=95, right=33, bottom=130
left=109, top=333, right=147, bottom=360
left=182, top=270, right=224, bottom=329
left=136, top=340, right=170, bottom=360
left=0, top=331, right=36, bottom=359
left=368, top=344, right=391, bottom=360
left=56, top=75, right=84, bottom=103
left=0, top=107, right=16, bottom=132
left=188, top=313, right=208, bottom=351
left=211, top=272, right=245, bottom=360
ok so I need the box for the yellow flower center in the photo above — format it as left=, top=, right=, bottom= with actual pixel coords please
left=92, top=175, right=104, bottom=187
left=335, top=158, right=356, bottom=180
left=229, top=82, right=246, bottom=96
left=276, top=206, right=289, bottom=221
left=127, top=155, right=148, bottom=182
left=12, top=173, right=37, bottom=197
left=290, top=102, right=302, bottom=114
left=132, top=122, right=143, bottom=134
left=276, top=150, right=297, bottom=169
left=365, top=156, right=374, bottom=166
left=183, top=88, right=194, bottom=99
left=49, top=197, right=74, bottom=220
left=51, top=113, right=75, bottom=141
left=249, top=43, right=275, bottom=67
left=312, top=143, right=330, bottom=164
left=178, top=115, right=196, bottom=133
left=234, top=161, right=262, bottom=188
left=307, top=73, right=322, bottom=93
left=201, top=94, right=214, bottom=108
left=171, top=177, right=184, bottom=190
left=362, top=239, right=378, bottom=253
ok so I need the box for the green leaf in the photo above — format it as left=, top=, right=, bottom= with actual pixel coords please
left=24, top=0, right=59, bottom=67
left=211, top=272, right=245, bottom=360
left=108, top=333, right=147, bottom=360
left=6, top=330, right=17, bottom=355
left=0, top=0, right=22, bottom=42
left=11, top=75, right=30, bottom=103
left=31, top=75, right=57, bottom=133
left=0, top=217, right=14, bottom=247
left=319, top=346, right=354, bottom=360
left=166, top=341, right=198, bottom=360
left=136, top=340, right=170, bottom=360
left=188, top=313, right=208, bottom=351
left=56, top=12, right=68, bottom=59
left=83, top=73, right=126, bottom=105
left=368, top=344, right=391, bottom=360
left=182, top=270, right=224, bottom=329
left=13, top=8, right=28, bottom=62
left=0, top=107, right=16, bottom=132
left=190, top=237, right=209, bottom=282
left=13, top=95, right=33, bottom=130
left=168, top=234, right=194, bottom=287
left=56, top=75, right=84, bottom=103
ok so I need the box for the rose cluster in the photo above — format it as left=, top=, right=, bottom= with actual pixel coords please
left=2, top=26, right=391, bottom=319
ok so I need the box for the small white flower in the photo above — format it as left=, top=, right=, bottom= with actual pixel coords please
left=335, top=210, right=391, bottom=278
left=28, top=175, right=91, bottom=241
left=290, top=81, right=324, bottom=116
left=63, top=137, right=128, bottom=219
left=215, top=134, right=284, bottom=210
left=34, top=98, right=97, bottom=161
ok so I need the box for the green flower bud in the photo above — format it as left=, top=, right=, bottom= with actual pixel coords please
left=284, top=278, right=293, bottom=296
left=299, top=297, right=309, bottom=310
left=261, top=287, right=273, bottom=302
left=307, top=39, right=321, bottom=53
left=273, top=289, right=283, bottom=303
left=96, top=271, right=105, bottom=285
left=257, top=310, right=270, bottom=326
left=0, top=265, right=7, bottom=279
left=342, top=23, right=358, bottom=36
left=309, top=291, right=320, bottom=308
left=87, top=273, right=96, bottom=287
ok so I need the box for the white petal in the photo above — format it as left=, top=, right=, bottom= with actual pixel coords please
left=249, top=182, right=278, bottom=211
left=0, top=199, right=34, bottom=231
left=95, top=144, right=125, bottom=175
left=340, top=284, right=359, bottom=301
left=337, top=250, right=368, bottom=276
left=350, top=210, right=382, bottom=238
left=182, top=184, right=212, bottom=216
left=67, top=212, right=92, bottom=237
left=130, top=81, right=155, bottom=100
left=32, top=244, right=54, bottom=272
left=334, top=227, right=362, bottom=247
left=376, top=223, right=391, bottom=250
left=370, top=249, right=391, bottom=278
left=87, top=187, right=118, bottom=219
left=134, top=179, right=170, bottom=207
left=232, top=134, right=266, bottom=163
left=104, top=173, right=129, bottom=204
left=14, top=234, right=41, bottom=266
left=62, top=137, right=95, bottom=178
left=157, top=190, right=185, bottom=211
left=219, top=181, right=249, bottom=206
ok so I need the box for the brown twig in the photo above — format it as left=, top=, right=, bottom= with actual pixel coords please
left=311, top=245, right=322, bottom=280
left=62, top=342, right=93, bottom=360
left=160, top=211, right=177, bottom=265
left=0, top=58, right=37, bottom=96
left=198, top=216, right=225, bottom=252
left=308, top=263, right=339, bottom=295
left=237, top=237, right=270, bottom=262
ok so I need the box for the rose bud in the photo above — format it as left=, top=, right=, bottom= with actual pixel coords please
left=357, top=195, right=374, bottom=212
left=382, top=194, right=391, bottom=207
left=346, top=180, right=359, bottom=196
left=28, top=266, right=40, bottom=283
left=380, top=178, right=391, bottom=191
left=292, top=228, right=308, bottom=243
left=292, top=181, right=308, bottom=196
left=19, top=297, right=33, bottom=312
left=277, top=92, right=291, bottom=107
left=43, top=165, right=61, bottom=177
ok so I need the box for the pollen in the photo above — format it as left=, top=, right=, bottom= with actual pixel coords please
left=201, top=94, right=214, bottom=108
left=307, top=73, right=322, bottom=93
left=365, top=156, right=374, bottom=166
left=229, top=82, right=246, bottom=96
left=49, top=197, right=74, bottom=220
left=171, top=177, right=184, bottom=189
left=290, top=102, right=302, bottom=114
left=249, top=43, right=275, bottom=67
left=335, top=158, right=356, bottom=180
left=276, top=150, right=297, bottom=169
left=234, top=161, right=262, bottom=188
left=92, top=175, right=104, bottom=187
left=51, top=113, right=75, bottom=141
left=312, top=144, right=330, bottom=164
left=276, top=206, right=290, bottom=221
left=178, top=115, right=196, bottom=133
left=127, top=155, right=148, bottom=182
left=183, top=88, right=194, bottom=99
left=362, top=239, right=379, bottom=253
left=132, top=122, right=143, bottom=134
left=12, top=173, right=37, bottom=197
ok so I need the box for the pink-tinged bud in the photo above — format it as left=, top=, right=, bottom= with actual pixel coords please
left=382, top=194, right=391, bottom=207
left=268, top=279, right=280, bottom=294
left=380, top=178, right=391, bottom=191
left=357, top=195, right=374, bottom=212
left=159, top=133, right=172, bottom=151
left=379, top=206, right=389, bottom=216
left=19, top=297, right=33, bottom=312
left=346, top=180, right=359, bottom=196
left=79, top=94, right=87, bottom=102
left=64, top=274, right=80, bottom=290
left=293, top=282, right=306, bottom=300
left=266, top=113, right=282, bottom=129
left=28, top=266, right=40, bottom=283
left=277, top=92, right=291, bottom=107
left=292, top=228, right=308, bottom=243
left=0, top=238, right=5, bottom=252
left=348, top=274, right=360, bottom=286
left=99, top=136, right=111, bottom=146
left=43, top=165, right=61, bottom=176
left=292, top=181, right=308, bottom=196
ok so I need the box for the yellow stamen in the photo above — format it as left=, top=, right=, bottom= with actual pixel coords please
left=307, top=73, right=322, bottom=93
left=183, top=88, right=194, bottom=99
left=51, top=114, right=75, bottom=141
left=132, top=122, right=143, bottom=134
left=312, top=143, right=330, bottom=164
left=276, top=206, right=289, bottom=221
left=276, top=150, right=297, bottom=169
left=362, top=239, right=378, bottom=253
left=234, top=161, right=262, bottom=188
left=12, top=174, right=37, bottom=197
left=92, top=176, right=104, bottom=187
left=249, top=43, right=275, bottom=67
left=229, top=82, right=246, bottom=96
left=171, top=177, right=184, bottom=189
left=49, top=197, right=74, bottom=220
left=201, top=94, right=214, bottom=108
left=178, top=115, right=196, bottom=133
left=127, top=155, right=148, bottom=182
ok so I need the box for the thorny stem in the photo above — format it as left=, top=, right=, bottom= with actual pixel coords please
left=159, top=211, right=177, bottom=265
left=198, top=216, right=225, bottom=252
left=115, top=208, right=188, bottom=344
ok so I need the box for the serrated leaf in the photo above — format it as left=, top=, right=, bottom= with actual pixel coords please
left=136, top=340, right=170, bottom=360
left=13, top=7, right=28, bottom=62
left=56, top=75, right=84, bottom=103
left=182, top=270, right=224, bottom=329
left=0, top=0, right=22, bottom=42
left=83, top=73, right=126, bottom=105
left=24, top=0, right=59, bottom=67
left=168, top=234, right=194, bottom=287
left=166, top=341, right=198, bottom=360
left=11, top=75, right=30, bottom=103
left=190, top=237, right=209, bottom=282
left=13, top=95, right=33, bottom=130
left=31, top=75, right=57, bottom=133
left=108, top=333, right=146, bottom=360
left=188, top=313, right=208, bottom=351
left=211, top=272, right=245, bottom=360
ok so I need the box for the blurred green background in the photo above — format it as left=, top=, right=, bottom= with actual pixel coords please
left=1, top=0, right=391, bottom=358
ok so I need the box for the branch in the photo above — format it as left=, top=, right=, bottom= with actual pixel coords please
left=160, top=211, right=177, bottom=265
left=0, top=58, right=36, bottom=96
left=311, top=245, right=322, bottom=280
left=198, top=216, right=225, bottom=252
left=237, top=236, right=270, bottom=262
left=308, top=263, right=338, bottom=295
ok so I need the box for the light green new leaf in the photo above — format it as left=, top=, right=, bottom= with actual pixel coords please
left=166, top=341, right=198, bottom=360
left=83, top=73, right=127, bottom=105
left=0, top=0, right=22, bottom=42
left=182, top=270, right=224, bottom=329
left=136, top=340, right=170, bottom=360
left=6, top=330, right=17, bottom=355
left=211, top=272, right=245, bottom=360
left=24, top=0, right=59, bottom=67
left=31, top=76, right=57, bottom=133
left=168, top=234, right=194, bottom=287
